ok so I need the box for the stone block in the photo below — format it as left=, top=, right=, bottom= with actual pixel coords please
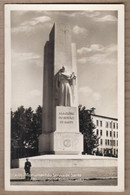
left=51, top=132, right=83, bottom=155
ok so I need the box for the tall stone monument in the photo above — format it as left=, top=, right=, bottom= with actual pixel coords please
left=39, top=23, right=83, bottom=154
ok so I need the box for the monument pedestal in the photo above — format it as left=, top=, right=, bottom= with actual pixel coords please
left=12, top=155, right=117, bottom=168
left=50, top=132, right=83, bottom=155
left=39, top=106, right=83, bottom=154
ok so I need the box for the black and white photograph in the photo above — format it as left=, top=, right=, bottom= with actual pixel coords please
left=5, top=4, right=124, bottom=192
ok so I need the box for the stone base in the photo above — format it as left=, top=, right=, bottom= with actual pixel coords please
left=39, top=134, right=51, bottom=154
left=39, top=132, right=83, bottom=155
left=50, top=132, right=83, bottom=155
left=11, top=155, right=118, bottom=168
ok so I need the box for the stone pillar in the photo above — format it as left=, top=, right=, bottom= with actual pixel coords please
left=39, top=23, right=83, bottom=154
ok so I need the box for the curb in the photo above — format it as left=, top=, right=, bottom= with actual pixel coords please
left=11, top=177, right=117, bottom=182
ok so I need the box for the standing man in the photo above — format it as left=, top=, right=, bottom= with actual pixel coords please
left=24, top=158, right=31, bottom=181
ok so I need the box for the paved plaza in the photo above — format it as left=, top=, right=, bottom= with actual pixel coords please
left=11, top=167, right=117, bottom=186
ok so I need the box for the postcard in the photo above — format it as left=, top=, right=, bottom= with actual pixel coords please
left=5, top=4, right=124, bottom=192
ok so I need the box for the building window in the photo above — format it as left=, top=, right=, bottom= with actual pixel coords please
left=113, top=122, right=115, bottom=129
left=100, top=130, right=102, bottom=136
left=100, top=121, right=102, bottom=127
left=116, top=123, right=118, bottom=129
left=100, top=139, right=103, bottom=145
left=114, top=149, right=115, bottom=155
left=96, top=120, right=99, bottom=126
left=108, top=140, right=109, bottom=146
left=117, top=132, right=118, bottom=138
left=97, top=129, right=99, bottom=135
left=97, top=139, right=99, bottom=144
left=117, top=140, right=118, bottom=146
left=110, top=131, right=112, bottom=137
left=105, top=139, right=107, bottom=146
left=113, top=140, right=115, bottom=146
left=114, top=131, right=115, bottom=137
left=106, top=122, right=108, bottom=128
left=106, top=131, right=108, bottom=136
left=110, top=140, right=115, bottom=146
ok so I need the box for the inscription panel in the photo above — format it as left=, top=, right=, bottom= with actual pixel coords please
left=56, top=106, right=79, bottom=132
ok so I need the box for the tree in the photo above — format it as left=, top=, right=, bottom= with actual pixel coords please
left=11, top=106, right=26, bottom=146
left=31, top=105, right=42, bottom=153
left=11, top=106, right=27, bottom=158
left=11, top=105, right=42, bottom=159
left=79, top=105, right=99, bottom=154
left=23, top=107, right=34, bottom=149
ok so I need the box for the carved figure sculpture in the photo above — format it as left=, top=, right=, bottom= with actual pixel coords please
left=55, top=66, right=76, bottom=106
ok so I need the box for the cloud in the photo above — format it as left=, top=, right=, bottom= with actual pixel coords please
left=22, top=16, right=51, bottom=26
left=78, top=44, right=117, bottom=55
left=82, top=11, right=101, bottom=18
left=28, top=89, right=42, bottom=97
left=68, top=11, right=100, bottom=18
left=79, top=86, right=93, bottom=95
left=77, top=44, right=104, bottom=55
left=12, top=51, right=41, bottom=67
left=77, top=44, right=117, bottom=65
left=78, top=52, right=117, bottom=66
left=95, top=15, right=117, bottom=22
left=72, top=25, right=87, bottom=35
left=12, top=89, right=42, bottom=111
left=106, top=44, right=117, bottom=53
left=93, top=92, right=102, bottom=101
left=68, top=11, right=117, bottom=23
left=79, top=86, right=102, bottom=103
left=12, top=16, right=52, bottom=33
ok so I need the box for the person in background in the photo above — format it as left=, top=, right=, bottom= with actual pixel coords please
left=24, top=158, right=31, bottom=181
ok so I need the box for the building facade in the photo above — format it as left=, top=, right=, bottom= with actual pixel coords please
left=91, top=114, right=118, bottom=157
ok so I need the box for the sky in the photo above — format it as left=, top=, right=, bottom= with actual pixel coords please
left=11, top=10, right=118, bottom=118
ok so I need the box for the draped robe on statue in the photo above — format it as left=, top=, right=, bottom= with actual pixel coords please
left=55, top=71, right=75, bottom=107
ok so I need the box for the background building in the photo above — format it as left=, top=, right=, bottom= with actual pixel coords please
left=91, top=114, right=118, bottom=157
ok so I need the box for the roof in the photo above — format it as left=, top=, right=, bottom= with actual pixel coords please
left=91, top=114, right=118, bottom=121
